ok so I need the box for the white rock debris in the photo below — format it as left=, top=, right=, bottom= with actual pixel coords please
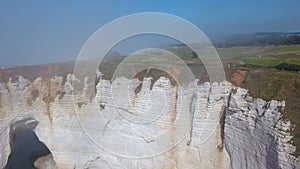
left=0, top=75, right=299, bottom=169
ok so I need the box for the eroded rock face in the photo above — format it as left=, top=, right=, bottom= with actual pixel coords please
left=226, top=88, right=299, bottom=169
left=0, top=75, right=299, bottom=169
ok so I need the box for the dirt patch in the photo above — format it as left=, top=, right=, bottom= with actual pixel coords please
left=42, top=77, right=63, bottom=123
left=231, top=70, right=248, bottom=86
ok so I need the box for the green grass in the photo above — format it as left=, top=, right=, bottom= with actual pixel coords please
left=233, top=56, right=282, bottom=68
left=262, top=45, right=300, bottom=55
left=231, top=53, right=300, bottom=68
left=284, top=56, right=300, bottom=65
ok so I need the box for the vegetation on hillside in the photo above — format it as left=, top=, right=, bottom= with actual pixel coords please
left=216, top=32, right=300, bottom=47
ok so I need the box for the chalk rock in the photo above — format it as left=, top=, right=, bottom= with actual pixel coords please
left=0, top=75, right=299, bottom=169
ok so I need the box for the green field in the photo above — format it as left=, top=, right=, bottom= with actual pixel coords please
left=231, top=54, right=300, bottom=67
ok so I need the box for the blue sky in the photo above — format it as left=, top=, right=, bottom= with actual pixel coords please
left=0, top=0, right=300, bottom=67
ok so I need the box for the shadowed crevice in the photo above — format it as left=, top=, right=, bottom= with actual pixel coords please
left=4, top=118, right=56, bottom=169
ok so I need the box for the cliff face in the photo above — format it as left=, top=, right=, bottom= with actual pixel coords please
left=0, top=73, right=299, bottom=169
left=225, top=88, right=299, bottom=169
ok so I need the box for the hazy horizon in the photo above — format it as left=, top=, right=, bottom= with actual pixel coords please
left=1, top=1, right=300, bottom=67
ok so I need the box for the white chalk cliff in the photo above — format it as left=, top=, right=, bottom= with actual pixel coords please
left=0, top=74, right=299, bottom=169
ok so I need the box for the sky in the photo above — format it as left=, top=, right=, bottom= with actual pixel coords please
left=0, top=0, right=300, bottom=67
